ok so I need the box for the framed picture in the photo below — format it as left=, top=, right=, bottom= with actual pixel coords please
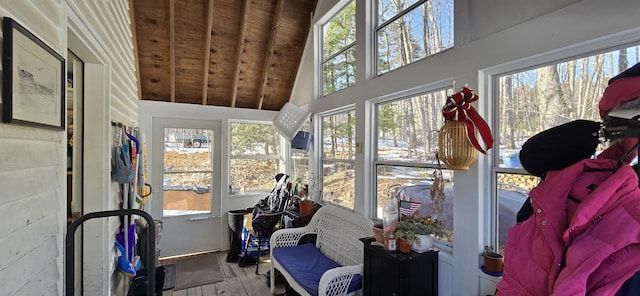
left=2, top=17, right=65, bottom=130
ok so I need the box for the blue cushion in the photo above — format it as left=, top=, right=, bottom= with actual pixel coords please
left=272, top=243, right=362, bottom=296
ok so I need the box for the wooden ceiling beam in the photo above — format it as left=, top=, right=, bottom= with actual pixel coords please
left=257, top=0, right=284, bottom=110
left=169, top=0, right=176, bottom=102
left=128, top=0, right=142, bottom=100
left=230, top=0, right=250, bottom=108
left=282, top=0, right=318, bottom=108
left=202, top=0, right=215, bottom=105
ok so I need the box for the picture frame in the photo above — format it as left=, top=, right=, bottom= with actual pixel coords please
left=2, top=17, right=65, bottom=130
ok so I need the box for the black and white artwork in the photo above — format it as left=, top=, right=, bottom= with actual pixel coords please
left=2, top=17, right=65, bottom=130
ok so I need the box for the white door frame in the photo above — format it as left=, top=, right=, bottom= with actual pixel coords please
left=66, top=4, right=112, bottom=295
left=151, top=117, right=223, bottom=257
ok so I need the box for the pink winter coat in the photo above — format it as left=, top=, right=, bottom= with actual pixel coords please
left=496, top=158, right=640, bottom=295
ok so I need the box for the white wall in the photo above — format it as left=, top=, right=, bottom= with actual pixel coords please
left=0, top=0, right=139, bottom=295
left=291, top=0, right=640, bottom=295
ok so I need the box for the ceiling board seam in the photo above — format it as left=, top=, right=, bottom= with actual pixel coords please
left=202, top=0, right=215, bottom=105
left=257, top=0, right=284, bottom=110
left=170, top=0, right=176, bottom=102
left=231, top=0, right=250, bottom=108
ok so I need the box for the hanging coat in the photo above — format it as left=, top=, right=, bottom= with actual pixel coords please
left=496, top=158, right=640, bottom=296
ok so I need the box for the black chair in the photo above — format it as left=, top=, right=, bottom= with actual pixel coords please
left=240, top=174, right=291, bottom=274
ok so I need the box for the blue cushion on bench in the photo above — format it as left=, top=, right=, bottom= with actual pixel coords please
left=272, top=243, right=362, bottom=296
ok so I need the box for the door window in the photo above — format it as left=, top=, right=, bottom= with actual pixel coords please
left=162, top=128, right=214, bottom=217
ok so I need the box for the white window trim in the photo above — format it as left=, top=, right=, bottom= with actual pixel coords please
left=371, top=84, right=455, bottom=251
left=228, top=120, right=286, bottom=196
left=373, top=0, right=454, bottom=76
left=315, top=0, right=357, bottom=98
left=478, top=27, right=640, bottom=250
left=317, top=106, right=357, bottom=210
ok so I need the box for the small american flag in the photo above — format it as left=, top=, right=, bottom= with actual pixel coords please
left=399, top=200, right=421, bottom=216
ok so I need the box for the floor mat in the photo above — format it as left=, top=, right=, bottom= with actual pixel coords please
left=173, top=253, right=224, bottom=290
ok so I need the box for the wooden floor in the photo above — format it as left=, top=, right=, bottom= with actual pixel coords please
left=160, top=251, right=288, bottom=296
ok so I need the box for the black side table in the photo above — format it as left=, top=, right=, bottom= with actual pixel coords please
left=361, top=237, right=438, bottom=296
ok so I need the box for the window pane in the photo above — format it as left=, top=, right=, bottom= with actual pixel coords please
left=230, top=122, right=282, bottom=196
left=377, top=0, right=423, bottom=24
left=230, top=159, right=280, bottom=195
left=322, top=111, right=356, bottom=160
left=496, top=173, right=538, bottom=254
left=376, top=89, right=449, bottom=162
left=163, top=172, right=212, bottom=217
left=497, top=46, right=640, bottom=168
left=164, top=145, right=212, bottom=172
left=376, top=165, right=454, bottom=242
left=322, top=160, right=356, bottom=210
left=292, top=151, right=309, bottom=186
left=231, top=122, right=281, bottom=156
left=322, top=46, right=356, bottom=95
left=377, top=0, right=454, bottom=75
left=163, top=127, right=215, bottom=217
left=322, top=1, right=356, bottom=96
left=322, top=1, right=356, bottom=60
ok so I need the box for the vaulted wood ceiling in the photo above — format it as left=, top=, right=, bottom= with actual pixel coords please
left=130, top=0, right=316, bottom=111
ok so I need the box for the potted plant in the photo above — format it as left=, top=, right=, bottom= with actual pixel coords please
left=483, top=246, right=504, bottom=274
left=392, top=214, right=446, bottom=253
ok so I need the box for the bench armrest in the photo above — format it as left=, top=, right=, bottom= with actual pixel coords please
left=319, top=264, right=363, bottom=296
left=270, top=226, right=315, bottom=248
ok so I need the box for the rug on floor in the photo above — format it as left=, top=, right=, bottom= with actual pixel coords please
left=174, top=253, right=224, bottom=290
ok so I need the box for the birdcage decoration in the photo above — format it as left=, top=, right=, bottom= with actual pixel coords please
left=437, top=87, right=493, bottom=170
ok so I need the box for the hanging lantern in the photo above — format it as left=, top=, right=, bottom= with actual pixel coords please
left=438, top=121, right=478, bottom=170
left=437, top=87, right=493, bottom=170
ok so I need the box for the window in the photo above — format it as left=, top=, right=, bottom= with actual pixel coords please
left=291, top=121, right=311, bottom=192
left=322, top=1, right=356, bottom=96
left=375, top=88, right=454, bottom=244
left=376, top=0, right=454, bottom=75
left=320, top=110, right=356, bottom=209
left=493, top=44, right=640, bottom=253
left=230, top=122, right=282, bottom=195
left=163, top=128, right=214, bottom=217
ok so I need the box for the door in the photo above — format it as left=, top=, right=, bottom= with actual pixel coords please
left=152, top=118, right=222, bottom=257
left=67, top=49, right=84, bottom=295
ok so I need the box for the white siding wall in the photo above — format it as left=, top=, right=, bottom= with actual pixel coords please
left=0, top=2, right=67, bottom=295
left=0, top=0, right=138, bottom=295
left=66, top=0, right=138, bottom=293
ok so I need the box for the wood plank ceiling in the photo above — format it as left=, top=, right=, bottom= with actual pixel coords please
left=131, top=0, right=316, bottom=111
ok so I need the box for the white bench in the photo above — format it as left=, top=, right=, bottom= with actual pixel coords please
left=270, top=205, right=374, bottom=296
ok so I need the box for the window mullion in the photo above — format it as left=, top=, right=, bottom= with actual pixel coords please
left=322, top=41, right=356, bottom=64
left=376, top=0, right=427, bottom=30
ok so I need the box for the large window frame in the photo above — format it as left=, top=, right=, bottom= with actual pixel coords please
left=320, top=0, right=357, bottom=96
left=373, top=85, right=455, bottom=248
left=488, top=41, right=640, bottom=254
left=375, top=0, right=454, bottom=75
left=319, top=108, right=357, bottom=210
left=229, top=121, right=285, bottom=196
left=291, top=120, right=312, bottom=194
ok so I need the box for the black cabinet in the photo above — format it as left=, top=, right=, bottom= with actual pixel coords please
left=361, top=237, right=438, bottom=296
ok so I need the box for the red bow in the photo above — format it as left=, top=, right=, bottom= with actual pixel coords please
left=442, top=87, right=494, bottom=154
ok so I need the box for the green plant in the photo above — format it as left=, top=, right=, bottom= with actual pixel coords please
left=392, top=214, right=447, bottom=244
